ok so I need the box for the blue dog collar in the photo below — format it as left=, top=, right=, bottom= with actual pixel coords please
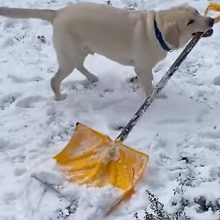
left=154, top=16, right=172, bottom=52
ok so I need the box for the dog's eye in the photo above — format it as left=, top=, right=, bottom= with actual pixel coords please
left=187, top=19, right=194, bottom=25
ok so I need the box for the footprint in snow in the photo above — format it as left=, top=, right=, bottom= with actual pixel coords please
left=14, top=167, right=26, bottom=176
left=0, top=92, right=21, bottom=110
left=213, top=75, right=220, bottom=86
left=157, top=118, right=186, bottom=125
left=8, top=74, right=43, bottom=83
left=2, top=192, right=16, bottom=204
left=64, top=79, right=97, bottom=91
left=127, top=76, right=168, bottom=98
left=0, top=139, right=21, bottom=154
left=0, top=139, right=11, bottom=153
left=15, top=95, right=43, bottom=108
left=3, top=20, right=15, bottom=30
left=1, top=37, right=15, bottom=49
left=11, top=154, right=26, bottom=163
left=198, top=130, right=220, bottom=140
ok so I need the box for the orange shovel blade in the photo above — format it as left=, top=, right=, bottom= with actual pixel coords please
left=54, top=123, right=149, bottom=192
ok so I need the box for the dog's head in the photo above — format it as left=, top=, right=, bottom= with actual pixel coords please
left=158, top=5, right=214, bottom=49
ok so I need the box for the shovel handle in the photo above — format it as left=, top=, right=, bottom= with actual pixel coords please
left=116, top=32, right=206, bottom=142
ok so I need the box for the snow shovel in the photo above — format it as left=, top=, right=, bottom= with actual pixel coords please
left=52, top=29, right=214, bottom=210
left=205, top=2, right=220, bottom=22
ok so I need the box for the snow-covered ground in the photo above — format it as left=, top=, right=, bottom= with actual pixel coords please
left=0, top=0, right=220, bottom=219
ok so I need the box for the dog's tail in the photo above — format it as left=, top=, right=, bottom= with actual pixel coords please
left=0, top=7, right=56, bottom=22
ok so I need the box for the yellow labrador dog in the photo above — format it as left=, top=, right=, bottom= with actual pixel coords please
left=0, top=3, right=214, bottom=100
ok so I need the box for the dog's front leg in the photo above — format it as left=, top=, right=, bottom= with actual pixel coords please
left=135, top=66, right=154, bottom=96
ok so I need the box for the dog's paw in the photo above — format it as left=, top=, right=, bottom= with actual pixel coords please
left=54, top=93, right=67, bottom=101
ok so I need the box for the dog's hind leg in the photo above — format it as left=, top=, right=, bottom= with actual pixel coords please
left=51, top=65, right=74, bottom=101
left=51, top=52, right=98, bottom=100
left=51, top=30, right=98, bottom=100
left=51, top=43, right=77, bottom=100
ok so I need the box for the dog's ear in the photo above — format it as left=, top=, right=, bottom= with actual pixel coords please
left=164, top=21, right=180, bottom=49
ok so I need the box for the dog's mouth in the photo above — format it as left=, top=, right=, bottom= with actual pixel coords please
left=192, top=29, right=213, bottom=37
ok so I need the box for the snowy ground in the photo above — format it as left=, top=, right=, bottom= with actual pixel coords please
left=0, top=0, right=220, bottom=219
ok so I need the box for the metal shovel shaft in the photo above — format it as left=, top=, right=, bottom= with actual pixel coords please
left=116, top=32, right=204, bottom=142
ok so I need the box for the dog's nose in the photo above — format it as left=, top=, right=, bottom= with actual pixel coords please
left=207, top=17, right=214, bottom=27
